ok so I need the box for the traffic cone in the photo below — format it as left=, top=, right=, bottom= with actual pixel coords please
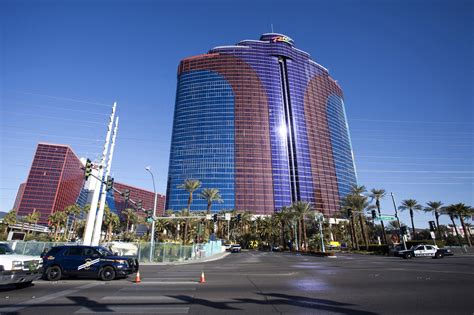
left=134, top=271, right=141, bottom=283
left=199, top=271, right=206, bottom=283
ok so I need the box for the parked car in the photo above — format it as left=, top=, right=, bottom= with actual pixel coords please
left=0, top=243, right=42, bottom=288
left=230, top=244, right=241, bottom=253
left=396, top=244, right=453, bottom=259
left=224, top=243, right=233, bottom=251
left=42, top=245, right=139, bottom=281
left=271, top=245, right=282, bottom=252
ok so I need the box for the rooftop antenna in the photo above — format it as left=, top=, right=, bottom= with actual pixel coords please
left=271, top=23, right=274, bottom=33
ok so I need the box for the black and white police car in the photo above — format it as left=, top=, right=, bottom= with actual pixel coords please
left=396, top=244, right=453, bottom=259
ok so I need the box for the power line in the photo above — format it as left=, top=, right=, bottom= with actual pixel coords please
left=13, top=103, right=109, bottom=116
left=350, top=118, right=473, bottom=125
left=12, top=91, right=111, bottom=107
left=357, top=155, right=473, bottom=161
left=358, top=170, right=474, bottom=173
left=0, top=110, right=105, bottom=125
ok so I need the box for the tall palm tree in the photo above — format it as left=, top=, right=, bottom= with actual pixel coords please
left=424, top=201, right=444, bottom=240
left=177, top=179, right=201, bottom=244
left=64, top=204, right=81, bottom=240
left=444, top=203, right=472, bottom=246
left=121, top=208, right=136, bottom=232
left=24, top=210, right=40, bottom=235
left=399, top=199, right=422, bottom=239
left=48, top=211, right=67, bottom=241
left=200, top=188, right=223, bottom=214
left=292, top=201, right=312, bottom=251
left=442, top=204, right=463, bottom=246
left=369, top=188, right=387, bottom=244
left=103, top=206, right=120, bottom=242
left=2, top=209, right=17, bottom=234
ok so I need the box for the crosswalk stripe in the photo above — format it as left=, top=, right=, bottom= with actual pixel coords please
left=138, top=281, right=198, bottom=285
left=75, top=306, right=189, bottom=313
left=102, top=295, right=193, bottom=302
left=120, top=287, right=197, bottom=292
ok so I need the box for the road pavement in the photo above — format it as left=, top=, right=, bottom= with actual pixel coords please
left=0, top=251, right=472, bottom=314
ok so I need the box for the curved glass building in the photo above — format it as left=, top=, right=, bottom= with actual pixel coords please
left=166, top=33, right=357, bottom=216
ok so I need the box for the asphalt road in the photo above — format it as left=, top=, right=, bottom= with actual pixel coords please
left=0, top=251, right=472, bottom=314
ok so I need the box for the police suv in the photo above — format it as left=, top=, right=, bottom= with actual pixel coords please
left=42, top=245, right=139, bottom=281
left=396, top=244, right=453, bottom=259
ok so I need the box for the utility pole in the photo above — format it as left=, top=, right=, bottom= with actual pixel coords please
left=92, top=115, right=119, bottom=246
left=145, top=166, right=158, bottom=263
left=391, top=192, right=406, bottom=250
left=83, top=102, right=116, bottom=246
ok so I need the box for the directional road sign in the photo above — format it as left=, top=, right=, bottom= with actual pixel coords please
left=377, top=215, right=397, bottom=221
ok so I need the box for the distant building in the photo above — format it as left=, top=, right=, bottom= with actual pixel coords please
left=15, top=143, right=166, bottom=225
left=12, top=183, right=26, bottom=211
left=17, top=143, right=84, bottom=224
left=111, top=182, right=165, bottom=217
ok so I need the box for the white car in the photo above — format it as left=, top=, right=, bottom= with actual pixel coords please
left=0, top=243, right=42, bottom=288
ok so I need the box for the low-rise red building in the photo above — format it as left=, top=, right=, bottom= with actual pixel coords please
left=112, top=182, right=165, bottom=217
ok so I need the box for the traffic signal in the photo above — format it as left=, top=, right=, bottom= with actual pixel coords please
left=237, top=214, right=242, bottom=222
left=347, top=208, right=352, bottom=218
left=429, top=221, right=436, bottom=232
left=146, top=210, right=153, bottom=223
left=105, top=176, right=114, bottom=191
left=137, top=200, right=143, bottom=211
left=371, top=209, right=377, bottom=220
left=122, top=189, right=130, bottom=202
left=84, top=159, right=92, bottom=180
left=213, top=214, right=218, bottom=222
left=400, top=226, right=408, bottom=235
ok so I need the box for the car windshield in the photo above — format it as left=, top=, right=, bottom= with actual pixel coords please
left=0, top=244, right=14, bottom=255
left=96, top=247, right=113, bottom=256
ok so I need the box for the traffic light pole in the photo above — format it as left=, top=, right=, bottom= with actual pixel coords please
left=391, top=192, right=407, bottom=250
left=83, top=102, right=116, bottom=246
left=92, top=115, right=119, bottom=246
left=145, top=167, right=157, bottom=263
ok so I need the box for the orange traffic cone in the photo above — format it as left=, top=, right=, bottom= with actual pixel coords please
left=134, top=271, right=141, bottom=283
left=199, top=271, right=206, bottom=283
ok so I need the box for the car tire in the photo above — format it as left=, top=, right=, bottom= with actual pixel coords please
left=435, top=252, right=444, bottom=259
left=45, top=266, right=62, bottom=281
left=14, top=281, right=33, bottom=289
left=405, top=253, right=413, bottom=259
left=100, top=266, right=116, bottom=281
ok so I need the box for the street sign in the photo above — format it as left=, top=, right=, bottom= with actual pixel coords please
left=206, top=214, right=212, bottom=220
left=146, top=218, right=153, bottom=223
left=430, top=231, right=436, bottom=240
left=225, top=213, right=231, bottom=221
left=376, top=215, right=397, bottom=221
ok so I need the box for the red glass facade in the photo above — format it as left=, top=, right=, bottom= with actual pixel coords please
left=113, top=182, right=165, bottom=217
left=17, top=143, right=84, bottom=224
left=13, top=183, right=25, bottom=211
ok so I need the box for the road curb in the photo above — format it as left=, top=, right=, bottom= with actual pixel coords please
left=140, top=252, right=230, bottom=266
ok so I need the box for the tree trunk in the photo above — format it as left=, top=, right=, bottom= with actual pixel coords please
left=450, top=215, right=463, bottom=246
left=435, top=211, right=443, bottom=239
left=359, top=215, right=369, bottom=250
left=410, top=209, right=416, bottom=240
left=350, top=216, right=359, bottom=250
left=459, top=216, right=472, bottom=247
left=281, top=222, right=285, bottom=249
left=302, top=218, right=308, bottom=251
left=298, top=218, right=302, bottom=251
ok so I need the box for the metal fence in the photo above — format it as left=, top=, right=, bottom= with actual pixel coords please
left=5, top=240, right=224, bottom=263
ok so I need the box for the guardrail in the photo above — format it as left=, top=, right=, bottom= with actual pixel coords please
left=4, top=240, right=224, bottom=263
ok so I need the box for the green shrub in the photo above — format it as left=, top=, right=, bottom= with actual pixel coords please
left=366, top=244, right=390, bottom=255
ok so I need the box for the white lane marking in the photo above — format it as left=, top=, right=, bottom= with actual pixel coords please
left=350, top=267, right=474, bottom=275
left=138, top=281, right=198, bottom=285
left=102, top=295, right=193, bottom=302
left=120, top=287, right=196, bottom=292
left=75, top=306, right=189, bottom=313
left=0, top=282, right=101, bottom=313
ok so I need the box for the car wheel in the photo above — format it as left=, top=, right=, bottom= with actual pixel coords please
left=100, top=266, right=116, bottom=281
left=46, top=266, right=62, bottom=281
left=405, top=253, right=413, bottom=259
left=435, top=252, right=444, bottom=259
left=14, top=281, right=33, bottom=289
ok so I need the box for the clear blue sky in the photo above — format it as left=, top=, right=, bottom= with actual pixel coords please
left=1, top=0, right=472, bottom=229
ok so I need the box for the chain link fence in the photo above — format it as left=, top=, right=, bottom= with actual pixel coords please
left=4, top=240, right=224, bottom=263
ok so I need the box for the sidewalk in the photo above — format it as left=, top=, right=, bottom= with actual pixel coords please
left=140, top=251, right=230, bottom=266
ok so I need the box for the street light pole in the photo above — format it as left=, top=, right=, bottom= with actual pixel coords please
left=145, top=166, right=158, bottom=262
left=391, top=192, right=407, bottom=250
left=317, top=213, right=325, bottom=253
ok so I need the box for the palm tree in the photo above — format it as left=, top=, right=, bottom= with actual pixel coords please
left=103, top=206, right=120, bottom=242
left=48, top=211, right=67, bottom=241
left=2, top=209, right=17, bottom=234
left=178, top=179, right=201, bottom=244
left=24, top=210, right=40, bottom=235
left=341, top=185, right=370, bottom=250
left=424, top=201, right=444, bottom=240
left=121, top=208, right=136, bottom=232
left=369, top=188, right=387, bottom=244
left=200, top=188, right=223, bottom=214
left=64, top=204, right=81, bottom=240
left=442, top=204, right=463, bottom=246
left=444, top=203, right=472, bottom=246
left=292, top=201, right=312, bottom=251
left=399, top=199, right=422, bottom=239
